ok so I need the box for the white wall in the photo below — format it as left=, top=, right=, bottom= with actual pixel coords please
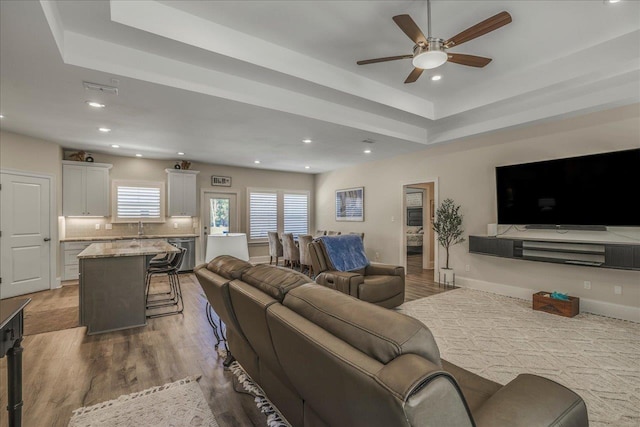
left=1, top=130, right=63, bottom=285
left=62, top=151, right=315, bottom=259
left=315, top=104, right=640, bottom=318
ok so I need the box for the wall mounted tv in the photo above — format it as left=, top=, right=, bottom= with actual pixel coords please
left=496, top=148, right=640, bottom=227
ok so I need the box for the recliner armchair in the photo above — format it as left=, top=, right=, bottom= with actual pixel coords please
left=308, top=239, right=405, bottom=308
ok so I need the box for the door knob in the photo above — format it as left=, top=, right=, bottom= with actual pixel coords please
left=44, top=237, right=51, bottom=242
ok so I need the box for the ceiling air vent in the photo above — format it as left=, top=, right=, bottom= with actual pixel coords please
left=362, top=138, right=375, bottom=144
left=83, top=81, right=119, bottom=95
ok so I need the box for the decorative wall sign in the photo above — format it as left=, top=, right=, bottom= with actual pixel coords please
left=211, top=175, right=232, bottom=187
left=335, top=187, right=364, bottom=221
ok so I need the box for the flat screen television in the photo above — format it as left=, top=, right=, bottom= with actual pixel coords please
left=496, top=148, right=640, bottom=227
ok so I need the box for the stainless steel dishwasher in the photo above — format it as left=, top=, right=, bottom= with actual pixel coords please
left=167, top=237, right=196, bottom=272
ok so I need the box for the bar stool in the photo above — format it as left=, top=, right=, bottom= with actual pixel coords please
left=145, top=247, right=186, bottom=318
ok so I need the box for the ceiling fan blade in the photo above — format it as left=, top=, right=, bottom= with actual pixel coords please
left=445, top=11, right=512, bottom=48
left=392, top=15, right=427, bottom=45
left=357, top=55, right=413, bottom=65
left=447, top=53, right=492, bottom=68
left=404, top=68, right=424, bottom=84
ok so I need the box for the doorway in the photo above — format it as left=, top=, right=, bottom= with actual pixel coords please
left=201, top=191, right=239, bottom=261
left=0, top=172, right=54, bottom=298
left=403, top=182, right=436, bottom=278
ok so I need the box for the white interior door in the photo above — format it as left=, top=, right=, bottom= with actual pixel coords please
left=0, top=173, right=51, bottom=298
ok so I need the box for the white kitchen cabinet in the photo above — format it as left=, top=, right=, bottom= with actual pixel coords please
left=61, top=240, right=110, bottom=280
left=62, top=161, right=112, bottom=216
left=166, top=169, right=199, bottom=216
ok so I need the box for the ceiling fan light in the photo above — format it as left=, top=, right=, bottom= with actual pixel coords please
left=412, top=50, right=448, bottom=69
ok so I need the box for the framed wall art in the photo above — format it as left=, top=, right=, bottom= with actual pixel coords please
left=335, top=187, right=364, bottom=222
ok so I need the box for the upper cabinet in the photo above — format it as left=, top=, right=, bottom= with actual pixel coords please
left=62, top=161, right=112, bottom=216
left=166, top=169, right=199, bottom=216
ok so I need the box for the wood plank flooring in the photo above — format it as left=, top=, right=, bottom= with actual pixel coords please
left=0, top=265, right=452, bottom=426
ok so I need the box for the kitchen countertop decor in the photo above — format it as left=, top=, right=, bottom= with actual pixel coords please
left=78, top=240, right=180, bottom=259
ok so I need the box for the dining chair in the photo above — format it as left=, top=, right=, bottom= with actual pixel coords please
left=298, top=234, right=314, bottom=277
left=282, top=232, right=300, bottom=269
left=268, top=231, right=283, bottom=266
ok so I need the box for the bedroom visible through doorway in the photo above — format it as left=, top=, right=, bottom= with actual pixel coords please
left=403, top=183, right=435, bottom=276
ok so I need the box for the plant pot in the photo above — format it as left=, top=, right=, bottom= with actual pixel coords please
left=439, top=268, right=455, bottom=286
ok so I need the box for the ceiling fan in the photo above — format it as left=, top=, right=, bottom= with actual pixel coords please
left=357, top=0, right=512, bottom=83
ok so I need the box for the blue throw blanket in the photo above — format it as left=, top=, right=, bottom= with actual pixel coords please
left=317, top=235, right=369, bottom=272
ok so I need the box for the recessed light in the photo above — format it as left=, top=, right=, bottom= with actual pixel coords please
left=431, top=75, right=442, bottom=81
left=305, top=166, right=310, bottom=169
left=364, top=149, right=372, bottom=154
left=135, top=153, right=143, bottom=157
left=254, top=160, right=261, bottom=164
left=0, top=114, right=4, bottom=119
left=86, top=101, right=105, bottom=108
left=98, top=127, right=111, bottom=133
left=607, top=0, right=621, bottom=3
left=302, top=139, right=312, bottom=144
left=111, top=144, right=120, bottom=148
left=177, top=152, right=185, bottom=156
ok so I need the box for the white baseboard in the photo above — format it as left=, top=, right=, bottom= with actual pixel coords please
left=456, top=276, right=640, bottom=322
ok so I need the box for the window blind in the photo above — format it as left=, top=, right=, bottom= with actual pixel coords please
left=116, top=186, right=161, bottom=219
left=284, top=193, right=309, bottom=237
left=249, top=191, right=277, bottom=240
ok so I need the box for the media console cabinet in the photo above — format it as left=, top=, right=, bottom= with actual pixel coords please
left=469, top=235, right=640, bottom=271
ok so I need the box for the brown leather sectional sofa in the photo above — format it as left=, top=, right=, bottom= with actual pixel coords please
left=195, top=256, right=588, bottom=427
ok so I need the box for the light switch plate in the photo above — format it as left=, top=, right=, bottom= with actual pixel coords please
left=105, top=223, right=112, bottom=230
left=95, top=224, right=100, bottom=230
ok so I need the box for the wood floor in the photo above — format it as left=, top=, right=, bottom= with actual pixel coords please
left=0, top=265, right=451, bottom=426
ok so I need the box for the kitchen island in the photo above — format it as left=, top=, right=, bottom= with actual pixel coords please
left=78, top=240, right=179, bottom=335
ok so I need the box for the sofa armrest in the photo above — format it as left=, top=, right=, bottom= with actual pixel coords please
left=315, top=271, right=363, bottom=296
left=365, top=263, right=405, bottom=277
left=377, top=354, right=473, bottom=427
left=474, top=374, right=588, bottom=427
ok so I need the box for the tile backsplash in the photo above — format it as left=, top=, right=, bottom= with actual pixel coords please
left=62, top=217, right=199, bottom=239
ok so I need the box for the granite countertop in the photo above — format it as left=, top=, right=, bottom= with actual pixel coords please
left=62, top=234, right=199, bottom=242
left=78, top=240, right=180, bottom=259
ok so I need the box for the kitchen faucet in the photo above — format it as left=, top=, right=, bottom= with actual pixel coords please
left=138, top=221, right=144, bottom=236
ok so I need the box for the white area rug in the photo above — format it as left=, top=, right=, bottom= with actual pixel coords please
left=398, top=288, right=640, bottom=427
left=68, top=376, right=218, bottom=427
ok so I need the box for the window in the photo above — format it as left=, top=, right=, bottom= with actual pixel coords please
left=112, top=180, right=165, bottom=222
left=248, top=188, right=310, bottom=241
left=249, top=191, right=278, bottom=240
left=284, top=193, right=309, bottom=236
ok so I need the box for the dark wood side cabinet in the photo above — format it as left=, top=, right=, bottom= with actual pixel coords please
left=469, top=235, right=640, bottom=271
left=1, top=298, right=30, bottom=427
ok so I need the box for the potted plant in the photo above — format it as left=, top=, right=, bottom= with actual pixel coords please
left=432, top=198, right=465, bottom=285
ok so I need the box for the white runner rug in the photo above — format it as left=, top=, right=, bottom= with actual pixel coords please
left=68, top=376, right=218, bottom=427
left=398, top=288, right=640, bottom=427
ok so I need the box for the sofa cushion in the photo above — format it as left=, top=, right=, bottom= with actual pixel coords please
left=206, top=255, right=252, bottom=280
left=283, top=283, right=441, bottom=366
left=241, top=264, right=311, bottom=302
